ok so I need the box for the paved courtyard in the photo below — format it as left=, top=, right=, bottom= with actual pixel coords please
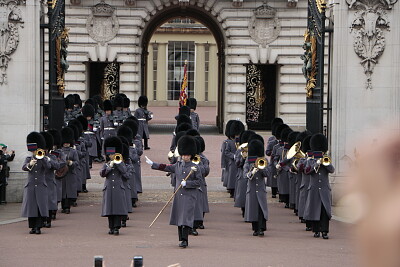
left=0, top=133, right=356, bottom=267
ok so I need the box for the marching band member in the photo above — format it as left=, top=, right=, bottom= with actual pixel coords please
left=100, top=137, right=129, bottom=236
left=135, top=96, right=152, bottom=150
left=275, top=126, right=292, bottom=208
left=187, top=98, right=200, bottom=131
left=265, top=118, right=283, bottom=198
left=146, top=135, right=201, bottom=248
left=244, top=139, right=269, bottom=237
left=221, top=120, right=234, bottom=187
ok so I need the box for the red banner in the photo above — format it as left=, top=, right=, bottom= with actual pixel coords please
left=179, top=60, right=188, bottom=106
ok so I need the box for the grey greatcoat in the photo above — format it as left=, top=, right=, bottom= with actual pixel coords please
left=243, top=161, right=269, bottom=222
left=133, top=136, right=143, bottom=193
left=224, top=139, right=238, bottom=190
left=190, top=112, right=200, bottom=131
left=152, top=160, right=201, bottom=228
left=134, top=107, right=151, bottom=139
left=55, top=149, right=66, bottom=202
left=100, top=162, right=129, bottom=216
left=99, top=115, right=117, bottom=140
left=234, top=149, right=247, bottom=208
left=21, top=157, right=51, bottom=218
left=84, top=130, right=97, bottom=157
left=123, top=160, right=133, bottom=213
left=61, top=147, right=79, bottom=199
left=221, top=140, right=228, bottom=183
left=128, top=146, right=139, bottom=198
left=74, top=142, right=85, bottom=190
left=274, top=145, right=290, bottom=195
left=303, top=159, right=335, bottom=221
left=199, top=154, right=210, bottom=213
left=45, top=154, right=63, bottom=211
left=266, top=137, right=279, bottom=188
left=297, top=157, right=310, bottom=218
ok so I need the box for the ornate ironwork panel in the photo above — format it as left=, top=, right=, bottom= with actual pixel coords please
left=102, top=62, right=120, bottom=100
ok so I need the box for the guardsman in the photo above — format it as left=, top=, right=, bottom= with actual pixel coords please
left=134, top=96, right=152, bottom=150
left=304, top=133, right=334, bottom=239
left=100, top=137, right=129, bottom=236
left=275, top=127, right=292, bottom=208
left=112, top=94, right=125, bottom=127
left=294, top=131, right=311, bottom=216
left=0, top=144, right=14, bottom=204
left=123, top=97, right=132, bottom=119
left=187, top=98, right=200, bottom=131
left=82, top=103, right=98, bottom=169
left=145, top=135, right=201, bottom=248
left=244, top=139, right=269, bottom=237
left=224, top=120, right=245, bottom=198
left=21, top=132, right=50, bottom=234
left=120, top=142, right=133, bottom=228
left=287, top=131, right=300, bottom=210
left=221, top=120, right=234, bottom=187
left=265, top=118, right=283, bottom=198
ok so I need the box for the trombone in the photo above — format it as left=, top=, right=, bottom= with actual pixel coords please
left=34, top=149, right=46, bottom=160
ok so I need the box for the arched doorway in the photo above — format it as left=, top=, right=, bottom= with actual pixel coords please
left=139, top=5, right=226, bottom=132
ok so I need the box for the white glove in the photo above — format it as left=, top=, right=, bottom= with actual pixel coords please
left=29, top=159, right=37, bottom=166
left=251, top=168, right=258, bottom=175
left=132, top=144, right=136, bottom=149
left=191, top=166, right=197, bottom=172
left=276, top=163, right=281, bottom=170
left=316, top=159, right=321, bottom=165
left=109, top=161, right=114, bottom=168
left=145, top=156, right=153, bottom=165
left=181, top=180, right=186, bottom=187
left=67, top=160, right=73, bottom=166
left=46, top=156, right=51, bottom=162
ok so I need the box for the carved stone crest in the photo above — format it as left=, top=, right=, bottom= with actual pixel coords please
left=346, top=0, right=398, bottom=89
left=86, top=1, right=119, bottom=46
left=0, top=0, right=24, bottom=85
left=248, top=2, right=281, bottom=48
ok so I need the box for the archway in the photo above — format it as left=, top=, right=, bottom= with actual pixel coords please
left=140, top=5, right=226, bottom=132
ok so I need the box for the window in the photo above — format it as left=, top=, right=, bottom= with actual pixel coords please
left=167, top=41, right=195, bottom=101
left=205, top=43, right=210, bottom=101
left=152, top=43, right=158, bottom=101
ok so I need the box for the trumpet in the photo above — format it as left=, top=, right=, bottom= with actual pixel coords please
left=112, top=153, right=123, bottom=164
left=255, top=157, right=267, bottom=170
left=34, top=149, right=46, bottom=160
left=321, top=155, right=331, bottom=166
left=192, top=154, right=201, bottom=165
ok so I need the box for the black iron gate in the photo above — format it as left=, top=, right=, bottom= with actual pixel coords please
left=44, top=0, right=67, bottom=130
left=245, top=64, right=277, bottom=131
left=303, top=0, right=327, bottom=134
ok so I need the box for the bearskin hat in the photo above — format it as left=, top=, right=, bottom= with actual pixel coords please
left=121, top=143, right=130, bottom=161
left=310, top=133, right=328, bottom=153
left=225, top=120, right=234, bottom=138
left=194, top=137, right=201, bottom=154
left=138, top=96, right=148, bottom=107
left=275, top=124, right=289, bottom=140
left=64, top=96, right=74, bottom=109
left=187, top=98, right=197, bottom=110
left=47, top=129, right=62, bottom=149
left=195, top=136, right=205, bottom=153
left=178, top=105, right=190, bottom=117
left=116, top=93, right=127, bottom=98
left=67, top=125, right=79, bottom=142
left=248, top=133, right=265, bottom=145
left=301, top=135, right=312, bottom=152
left=126, top=116, right=139, bottom=125
left=240, top=130, right=255, bottom=145
left=123, top=120, right=139, bottom=137
left=123, top=98, right=130, bottom=108
left=103, top=100, right=113, bottom=111
left=73, top=94, right=81, bottom=105
left=174, top=131, right=186, bottom=149
left=248, top=139, right=265, bottom=158
left=82, top=104, right=95, bottom=118
left=176, top=122, right=192, bottom=133
left=40, top=131, right=54, bottom=151
left=85, top=98, right=95, bottom=108
left=296, top=130, right=311, bottom=144
left=271, top=121, right=283, bottom=136
left=93, top=95, right=103, bottom=110
left=117, top=125, right=133, bottom=144
left=119, top=136, right=129, bottom=147
left=186, top=129, right=200, bottom=137
left=104, top=136, right=123, bottom=154
left=26, top=132, right=46, bottom=150
left=61, top=127, right=75, bottom=145
left=77, top=116, right=88, bottom=131
left=288, top=131, right=300, bottom=147
left=281, top=127, right=293, bottom=143
left=177, top=135, right=197, bottom=157
left=176, top=114, right=192, bottom=126
left=69, top=119, right=83, bottom=134
left=230, top=120, right=245, bottom=138
left=113, top=95, right=124, bottom=108
left=271, top=117, right=283, bottom=128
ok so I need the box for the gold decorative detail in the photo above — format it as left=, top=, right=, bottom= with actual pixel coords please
left=301, top=29, right=317, bottom=98
left=246, top=65, right=265, bottom=122
left=56, top=27, right=69, bottom=95
left=48, top=0, right=57, bottom=9
left=316, top=0, right=326, bottom=13
left=101, top=62, right=120, bottom=100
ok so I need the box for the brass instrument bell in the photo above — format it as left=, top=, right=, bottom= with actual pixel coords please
left=286, top=141, right=306, bottom=160
left=322, top=155, right=331, bottom=166
left=35, top=149, right=45, bottom=160
left=255, top=157, right=267, bottom=170
left=113, top=153, right=123, bottom=164
left=192, top=154, right=201, bottom=165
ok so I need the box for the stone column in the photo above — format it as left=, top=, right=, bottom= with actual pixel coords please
left=208, top=44, right=218, bottom=103
left=195, top=43, right=205, bottom=101
left=147, top=44, right=154, bottom=101
left=0, top=0, right=42, bottom=202
left=330, top=1, right=400, bottom=204
left=156, top=42, right=167, bottom=102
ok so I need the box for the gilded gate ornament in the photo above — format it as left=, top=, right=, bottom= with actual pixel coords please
left=246, top=65, right=265, bottom=123
left=301, top=30, right=317, bottom=98
left=346, top=0, right=398, bottom=89
left=0, top=0, right=24, bottom=85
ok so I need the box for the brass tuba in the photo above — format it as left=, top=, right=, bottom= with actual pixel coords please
left=113, top=153, right=123, bottom=164
left=286, top=141, right=306, bottom=171
left=255, top=157, right=268, bottom=170
left=34, top=149, right=45, bottom=160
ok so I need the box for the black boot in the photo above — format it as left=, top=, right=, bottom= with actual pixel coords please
left=322, top=232, right=329, bottom=239
left=82, top=184, right=88, bottom=193
left=314, top=232, right=320, bottom=238
left=179, top=240, right=188, bottom=248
